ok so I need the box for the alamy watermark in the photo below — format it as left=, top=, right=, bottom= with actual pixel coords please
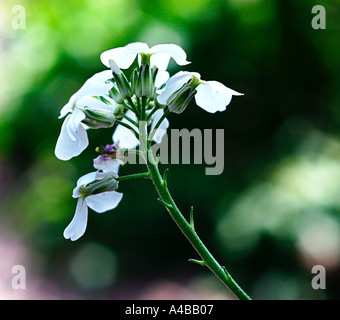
left=11, top=265, right=26, bottom=289
left=11, top=5, right=26, bottom=30
left=311, top=5, right=326, bottom=30
left=119, top=125, right=225, bottom=176
left=311, top=265, right=326, bottom=290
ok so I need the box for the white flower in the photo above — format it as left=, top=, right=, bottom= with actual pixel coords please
left=101, top=42, right=190, bottom=88
left=93, top=144, right=124, bottom=173
left=59, top=70, right=114, bottom=119
left=100, top=42, right=190, bottom=71
left=94, top=155, right=122, bottom=173
left=55, top=107, right=88, bottom=161
left=63, top=171, right=123, bottom=241
left=55, top=96, right=115, bottom=161
left=55, top=71, right=115, bottom=161
left=154, top=69, right=171, bottom=88
left=157, top=71, right=244, bottom=113
left=112, top=109, right=169, bottom=149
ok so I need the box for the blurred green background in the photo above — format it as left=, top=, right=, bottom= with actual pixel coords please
left=0, top=0, right=339, bottom=300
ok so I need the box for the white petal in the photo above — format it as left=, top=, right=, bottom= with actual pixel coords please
left=55, top=115, right=89, bottom=161
left=157, top=71, right=197, bottom=105
left=93, top=155, right=121, bottom=174
left=155, top=70, right=170, bottom=88
left=63, top=198, right=88, bottom=241
left=76, top=96, right=114, bottom=112
left=59, top=102, right=74, bottom=119
left=123, top=42, right=150, bottom=55
left=105, top=160, right=121, bottom=174
left=206, top=80, right=244, bottom=96
left=101, top=47, right=124, bottom=68
left=94, top=170, right=114, bottom=180
left=81, top=70, right=114, bottom=95
left=150, top=53, right=171, bottom=71
left=59, top=71, right=114, bottom=119
left=150, top=109, right=169, bottom=144
left=92, top=70, right=114, bottom=82
left=101, top=42, right=149, bottom=69
left=195, top=81, right=243, bottom=113
left=76, top=171, right=98, bottom=187
left=93, top=155, right=108, bottom=171
left=150, top=44, right=190, bottom=67
left=112, top=110, right=139, bottom=149
left=73, top=171, right=98, bottom=198
left=113, top=126, right=139, bottom=149
left=67, top=107, right=86, bottom=141
left=86, top=191, right=123, bottom=213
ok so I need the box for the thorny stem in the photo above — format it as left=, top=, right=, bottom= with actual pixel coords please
left=137, top=97, right=251, bottom=300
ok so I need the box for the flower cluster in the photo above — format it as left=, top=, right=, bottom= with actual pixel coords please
left=56, top=42, right=242, bottom=241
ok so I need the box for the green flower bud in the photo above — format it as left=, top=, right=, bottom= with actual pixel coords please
left=166, top=76, right=201, bottom=114
left=131, top=68, right=142, bottom=97
left=151, top=66, right=158, bottom=85
left=109, top=59, right=132, bottom=99
left=150, top=66, right=159, bottom=99
left=140, top=53, right=151, bottom=65
left=82, top=107, right=116, bottom=129
left=140, top=64, right=153, bottom=97
left=98, top=96, right=125, bottom=115
left=109, top=83, right=124, bottom=104
left=131, top=64, right=156, bottom=98
left=167, top=84, right=197, bottom=114
left=78, top=173, right=119, bottom=197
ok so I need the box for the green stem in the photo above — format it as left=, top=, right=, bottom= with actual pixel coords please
left=119, top=111, right=138, bottom=127
left=115, top=120, right=139, bottom=140
left=115, top=172, right=150, bottom=182
left=126, top=97, right=140, bottom=118
left=122, top=102, right=135, bottom=114
left=139, top=120, right=251, bottom=300
left=140, top=96, right=147, bottom=121
left=148, top=107, right=170, bottom=143
left=146, top=105, right=160, bottom=121
left=136, top=97, right=141, bottom=114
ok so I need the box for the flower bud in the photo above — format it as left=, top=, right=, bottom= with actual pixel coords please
left=140, top=64, right=153, bottom=97
left=82, top=107, right=116, bottom=129
left=78, top=173, right=119, bottom=197
left=140, top=52, right=151, bottom=65
left=167, top=84, right=197, bottom=114
left=131, top=64, right=156, bottom=98
left=109, top=59, right=133, bottom=99
left=98, top=96, right=125, bottom=115
left=109, top=83, right=124, bottom=104
left=131, top=68, right=142, bottom=97
left=151, top=66, right=158, bottom=85
left=166, top=75, right=201, bottom=114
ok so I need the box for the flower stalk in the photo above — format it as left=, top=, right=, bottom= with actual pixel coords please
left=138, top=98, right=251, bottom=300
left=115, top=172, right=150, bottom=181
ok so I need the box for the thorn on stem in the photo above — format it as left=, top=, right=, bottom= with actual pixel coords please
left=155, top=154, right=160, bottom=165
left=190, top=206, right=194, bottom=230
left=157, top=198, right=173, bottom=210
left=188, top=259, right=206, bottom=266
left=222, top=266, right=231, bottom=280
left=162, top=168, right=169, bottom=187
